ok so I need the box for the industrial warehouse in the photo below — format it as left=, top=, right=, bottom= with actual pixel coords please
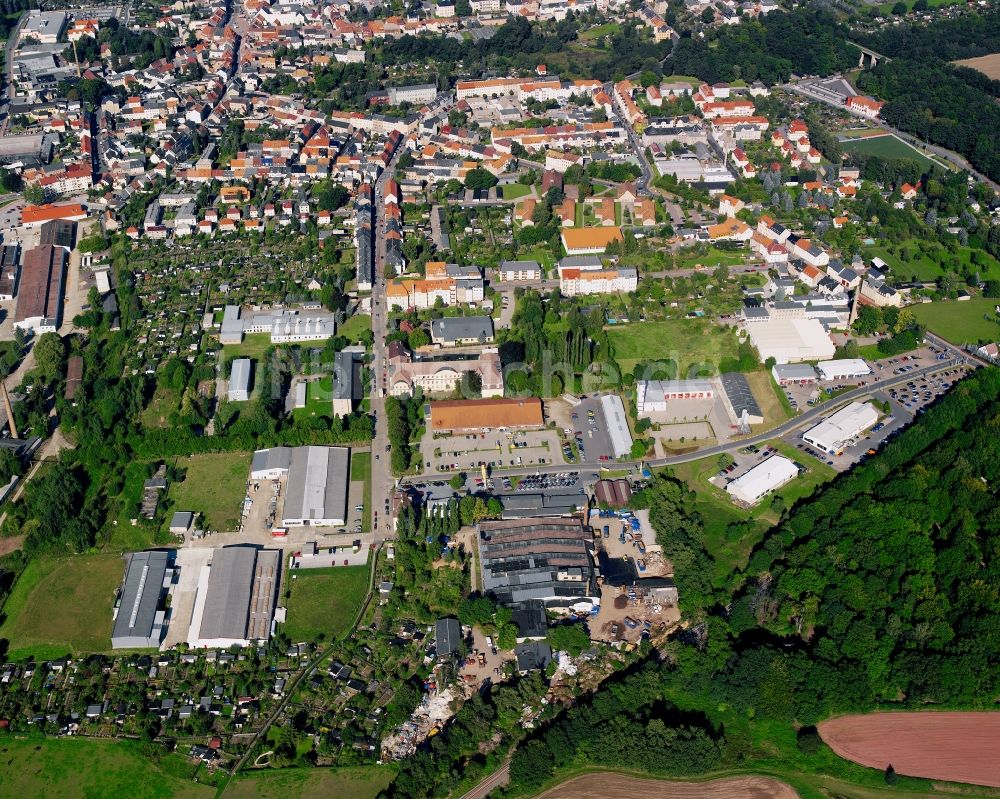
left=477, top=517, right=600, bottom=614
left=187, top=545, right=281, bottom=649
left=803, top=401, right=880, bottom=455
left=725, top=455, right=800, bottom=506
left=249, top=445, right=350, bottom=527
left=111, top=550, right=175, bottom=649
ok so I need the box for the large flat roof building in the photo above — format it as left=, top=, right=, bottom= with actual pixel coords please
left=726, top=455, right=798, bottom=506
left=636, top=379, right=714, bottom=416
left=478, top=517, right=599, bottom=613
left=188, top=546, right=281, bottom=648
left=816, top=359, right=871, bottom=381
left=428, top=397, right=543, bottom=433
left=250, top=446, right=350, bottom=527
left=14, top=245, right=66, bottom=334
left=745, top=317, right=836, bottom=364
left=111, top=550, right=174, bottom=649
left=599, top=394, right=633, bottom=458
left=228, top=358, right=252, bottom=401
left=803, top=401, right=879, bottom=455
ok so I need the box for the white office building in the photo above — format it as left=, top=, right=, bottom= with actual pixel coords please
left=803, top=402, right=879, bottom=455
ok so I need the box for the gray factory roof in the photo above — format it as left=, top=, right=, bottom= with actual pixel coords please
left=720, top=372, right=763, bottom=420
left=251, top=446, right=292, bottom=475
left=282, top=446, right=349, bottom=523
left=112, top=550, right=170, bottom=646
left=333, top=350, right=363, bottom=401
left=198, top=546, right=280, bottom=642
left=435, top=618, right=462, bottom=657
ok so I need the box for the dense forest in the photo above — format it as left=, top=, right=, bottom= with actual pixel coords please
left=668, top=9, right=857, bottom=85
left=382, top=367, right=1000, bottom=798
left=857, top=59, right=1000, bottom=184
left=864, top=8, right=1000, bottom=61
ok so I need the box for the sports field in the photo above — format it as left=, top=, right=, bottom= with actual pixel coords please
left=607, top=319, right=741, bottom=376
left=840, top=134, right=937, bottom=171
left=227, top=766, right=395, bottom=799
left=909, top=298, right=1000, bottom=344
left=284, top=565, right=369, bottom=642
left=0, top=738, right=216, bottom=799
left=0, top=554, right=123, bottom=660
left=168, top=451, right=250, bottom=531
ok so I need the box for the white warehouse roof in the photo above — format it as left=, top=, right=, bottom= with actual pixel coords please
left=803, top=401, right=879, bottom=454
left=726, top=455, right=798, bottom=506
left=599, top=394, right=633, bottom=459
left=816, top=359, right=872, bottom=380
left=745, top=318, right=835, bottom=364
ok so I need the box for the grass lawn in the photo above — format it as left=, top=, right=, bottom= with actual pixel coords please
left=0, top=554, right=123, bottom=660
left=168, top=451, right=250, bottom=531
left=840, top=134, right=937, bottom=171
left=672, top=246, right=748, bottom=271
left=223, top=333, right=273, bottom=361
left=338, top=313, right=372, bottom=344
left=0, top=738, right=217, bottom=799
left=519, top=246, right=558, bottom=272
left=579, top=21, right=621, bottom=39
left=501, top=183, right=532, bottom=201
left=667, top=440, right=835, bottom=583
left=284, top=565, right=370, bottom=642
left=866, top=240, right=1000, bottom=283
left=909, top=298, right=1000, bottom=344
left=607, top=319, right=741, bottom=376
left=140, top=387, right=181, bottom=429
left=294, top=377, right=334, bottom=421
left=351, top=450, right=371, bottom=531
left=745, top=371, right=795, bottom=428
left=226, top=766, right=395, bottom=799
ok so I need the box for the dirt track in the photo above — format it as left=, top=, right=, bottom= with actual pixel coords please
left=534, top=773, right=799, bottom=799
left=819, top=712, right=1000, bottom=788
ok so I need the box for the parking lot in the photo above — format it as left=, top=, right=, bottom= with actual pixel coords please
left=421, top=428, right=563, bottom=473
left=567, top=397, right=618, bottom=464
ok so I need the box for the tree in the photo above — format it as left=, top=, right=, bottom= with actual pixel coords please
left=1, top=170, right=22, bottom=192
left=408, top=328, right=430, bottom=350
left=891, top=1, right=907, bottom=14
left=449, top=473, right=466, bottom=490
left=464, top=168, right=498, bottom=191
left=23, top=184, right=45, bottom=205
left=700, top=6, right=715, bottom=22
left=33, top=333, right=65, bottom=384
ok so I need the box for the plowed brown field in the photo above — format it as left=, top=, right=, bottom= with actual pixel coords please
left=819, top=712, right=1000, bottom=788
left=534, top=773, right=799, bottom=799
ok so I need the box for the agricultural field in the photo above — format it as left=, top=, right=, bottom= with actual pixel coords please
left=953, top=53, right=1000, bottom=79
left=226, top=766, right=395, bottom=799
left=0, top=738, right=216, bottom=799
left=840, top=134, right=937, bottom=171
left=167, top=451, right=251, bottom=531
left=535, top=773, right=798, bottom=799
left=819, top=712, right=1000, bottom=788
left=607, top=319, right=741, bottom=375
left=0, top=554, right=123, bottom=660
left=909, top=298, right=1000, bottom=344
left=283, top=565, right=370, bottom=642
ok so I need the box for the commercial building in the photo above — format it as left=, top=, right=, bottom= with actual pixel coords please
left=600, top=394, right=633, bottom=458
left=0, top=132, right=52, bottom=166
left=14, top=245, right=67, bottom=334
left=228, top=358, right=252, bottom=401
left=772, top=363, right=818, bottom=385
left=720, top=372, right=763, bottom=425
left=20, top=203, right=88, bottom=228
left=427, top=397, right=543, bottom=433
left=816, top=359, right=871, bottom=381
left=636, top=379, right=714, bottom=416
left=430, top=315, right=494, bottom=346
left=250, top=446, right=350, bottom=527
left=478, top=517, right=599, bottom=613
left=726, top=455, right=798, bottom=506
left=187, top=546, right=281, bottom=648
left=111, top=550, right=174, bottom=649
left=22, top=11, right=67, bottom=44
left=744, top=317, right=836, bottom=364
left=803, top=401, right=879, bottom=455
left=560, top=227, right=624, bottom=256
left=389, top=348, right=503, bottom=398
